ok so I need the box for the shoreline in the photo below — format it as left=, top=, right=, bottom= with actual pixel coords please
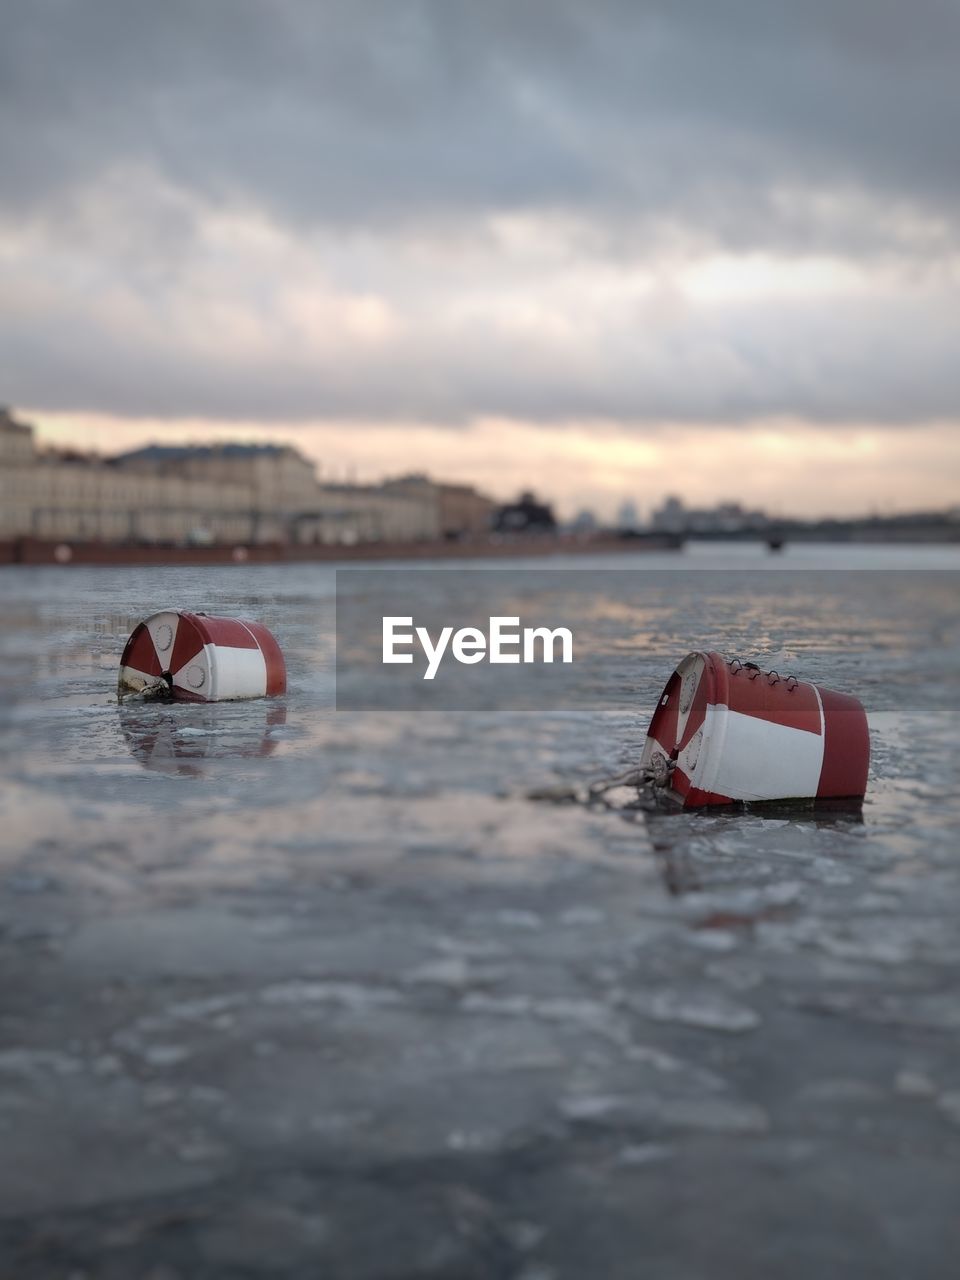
left=2, top=524, right=957, bottom=568
left=0, top=532, right=681, bottom=568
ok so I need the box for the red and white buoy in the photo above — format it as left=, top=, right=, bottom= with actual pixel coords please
left=119, top=611, right=286, bottom=702
left=641, top=651, right=869, bottom=807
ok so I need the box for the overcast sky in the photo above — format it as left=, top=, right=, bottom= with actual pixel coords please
left=2, top=0, right=959, bottom=515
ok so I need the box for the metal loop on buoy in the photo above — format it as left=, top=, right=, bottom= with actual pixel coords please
left=645, top=751, right=675, bottom=788
left=119, top=611, right=286, bottom=703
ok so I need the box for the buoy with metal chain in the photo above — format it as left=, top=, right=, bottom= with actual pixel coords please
left=118, top=610, right=286, bottom=703
left=641, top=651, right=869, bottom=807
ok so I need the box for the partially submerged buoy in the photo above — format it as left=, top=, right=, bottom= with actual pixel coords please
left=119, top=611, right=286, bottom=702
left=641, top=651, right=869, bottom=807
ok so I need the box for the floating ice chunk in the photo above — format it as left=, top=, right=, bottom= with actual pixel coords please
left=142, top=1044, right=192, bottom=1068
left=558, top=1093, right=623, bottom=1121
left=680, top=881, right=804, bottom=924
left=618, top=1143, right=674, bottom=1165
left=0, top=1048, right=83, bottom=1076
left=494, top=910, right=543, bottom=931
left=142, top=1084, right=178, bottom=1108
left=684, top=930, right=739, bottom=953
left=504, top=1221, right=547, bottom=1252
left=559, top=907, right=607, bottom=927
left=705, top=958, right=765, bottom=992
left=446, top=1128, right=505, bottom=1153
left=624, top=1044, right=728, bottom=1092
left=459, top=992, right=628, bottom=1043
left=165, top=992, right=249, bottom=1021
left=176, top=1135, right=228, bottom=1163
left=797, top=1078, right=883, bottom=1104
left=895, top=1069, right=936, bottom=1098
left=535, top=997, right=622, bottom=1030
left=460, top=993, right=532, bottom=1017
left=5, top=872, right=54, bottom=894
left=559, top=1093, right=768, bottom=1133
left=432, top=935, right=508, bottom=959
left=405, top=955, right=504, bottom=990
left=91, top=1053, right=121, bottom=1077
left=653, top=1097, right=769, bottom=1134
left=309, top=1109, right=372, bottom=1134
left=629, top=988, right=760, bottom=1033
left=514, top=1266, right=556, bottom=1280
left=406, top=956, right=471, bottom=987
left=258, top=980, right=403, bottom=1011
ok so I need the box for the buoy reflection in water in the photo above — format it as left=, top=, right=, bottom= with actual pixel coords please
left=119, top=701, right=287, bottom=777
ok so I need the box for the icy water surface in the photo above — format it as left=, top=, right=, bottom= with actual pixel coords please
left=1, top=544, right=959, bottom=1278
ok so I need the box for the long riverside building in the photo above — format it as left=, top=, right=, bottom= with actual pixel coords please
left=0, top=408, right=477, bottom=546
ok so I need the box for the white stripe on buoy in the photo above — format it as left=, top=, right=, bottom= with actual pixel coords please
left=702, top=704, right=825, bottom=802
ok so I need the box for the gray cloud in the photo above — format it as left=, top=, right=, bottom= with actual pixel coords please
left=5, top=0, right=960, bottom=241
left=2, top=0, right=960, bottom=425
left=5, top=257, right=960, bottom=425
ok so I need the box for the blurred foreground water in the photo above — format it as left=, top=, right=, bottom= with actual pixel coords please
left=1, top=543, right=959, bottom=1279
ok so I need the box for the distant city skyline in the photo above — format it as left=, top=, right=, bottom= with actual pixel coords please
left=24, top=409, right=958, bottom=522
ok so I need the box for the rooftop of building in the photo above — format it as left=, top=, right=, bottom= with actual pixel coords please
left=0, top=407, right=34, bottom=435
left=113, top=443, right=299, bottom=463
left=383, top=473, right=491, bottom=498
